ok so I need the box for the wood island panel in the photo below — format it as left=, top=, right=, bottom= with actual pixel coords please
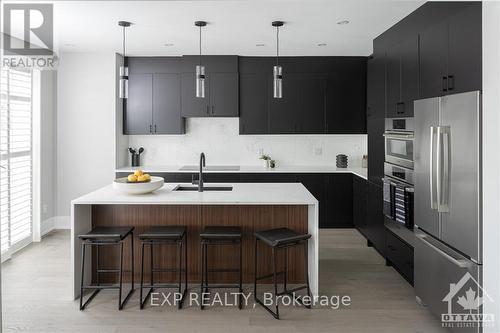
left=91, top=204, right=308, bottom=284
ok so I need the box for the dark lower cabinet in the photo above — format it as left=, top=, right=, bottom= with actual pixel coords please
left=352, top=175, right=367, bottom=233
left=295, top=174, right=327, bottom=227
left=239, top=173, right=295, bottom=183
left=324, top=174, right=353, bottom=228
left=385, top=230, right=414, bottom=285
left=365, top=182, right=385, bottom=255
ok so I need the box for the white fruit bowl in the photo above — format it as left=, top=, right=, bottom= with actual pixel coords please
left=113, top=176, right=164, bottom=194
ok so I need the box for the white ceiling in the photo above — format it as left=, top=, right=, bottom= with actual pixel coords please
left=6, top=0, right=424, bottom=56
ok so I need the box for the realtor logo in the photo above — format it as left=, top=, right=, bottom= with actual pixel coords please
left=441, top=272, right=495, bottom=329
left=3, top=3, right=53, bottom=55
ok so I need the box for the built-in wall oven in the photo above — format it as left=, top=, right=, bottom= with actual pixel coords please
left=383, top=118, right=414, bottom=229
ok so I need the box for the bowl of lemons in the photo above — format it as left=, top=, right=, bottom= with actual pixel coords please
left=113, top=170, right=164, bottom=194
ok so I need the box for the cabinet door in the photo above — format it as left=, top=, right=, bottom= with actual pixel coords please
left=296, top=174, right=327, bottom=227
left=203, top=173, right=240, bottom=183
left=181, top=72, right=210, bottom=117
left=352, top=176, right=367, bottom=232
left=239, top=173, right=295, bottom=183
left=209, top=73, right=239, bottom=117
left=399, top=36, right=419, bottom=117
left=447, top=4, right=482, bottom=94
left=325, top=174, right=353, bottom=228
left=239, top=73, right=269, bottom=134
left=419, top=20, right=448, bottom=99
left=125, top=73, right=153, bottom=134
left=152, top=74, right=184, bottom=134
left=366, top=56, right=385, bottom=186
left=326, top=60, right=367, bottom=134
left=296, top=74, right=326, bottom=134
left=268, top=73, right=300, bottom=134
left=385, top=46, right=401, bottom=118
left=366, top=182, right=385, bottom=255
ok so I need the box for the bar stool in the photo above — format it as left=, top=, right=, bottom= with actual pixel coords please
left=254, top=227, right=312, bottom=319
left=139, top=226, right=188, bottom=309
left=78, top=226, right=135, bottom=310
left=200, top=226, right=243, bottom=310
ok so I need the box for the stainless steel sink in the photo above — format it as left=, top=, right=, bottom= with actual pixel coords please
left=172, top=185, right=233, bottom=191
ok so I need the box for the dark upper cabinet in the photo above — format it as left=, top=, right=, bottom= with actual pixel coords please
left=296, top=73, right=326, bottom=134
left=366, top=55, right=385, bottom=186
left=125, top=57, right=184, bottom=135
left=209, top=72, right=239, bottom=117
left=419, top=20, right=449, bottom=99
left=125, top=73, right=153, bottom=134
left=239, top=56, right=367, bottom=135
left=352, top=175, right=367, bottom=233
left=419, top=3, right=481, bottom=98
left=366, top=182, right=385, bottom=255
left=447, top=4, right=482, bottom=94
left=385, top=36, right=419, bottom=118
left=268, top=73, right=301, bottom=134
left=326, top=59, right=367, bottom=133
left=239, top=73, right=269, bottom=134
left=325, top=174, right=353, bottom=228
left=181, top=56, right=239, bottom=117
left=152, top=74, right=184, bottom=134
left=181, top=72, right=210, bottom=117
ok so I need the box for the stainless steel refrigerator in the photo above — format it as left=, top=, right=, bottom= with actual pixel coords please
left=414, top=91, right=482, bottom=332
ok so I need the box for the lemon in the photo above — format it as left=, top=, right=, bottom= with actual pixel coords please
left=143, top=174, right=151, bottom=180
left=127, top=174, right=138, bottom=182
left=134, top=169, right=144, bottom=177
left=137, top=174, right=149, bottom=182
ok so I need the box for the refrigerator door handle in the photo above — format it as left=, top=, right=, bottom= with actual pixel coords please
left=439, top=126, right=451, bottom=212
left=436, top=126, right=443, bottom=212
left=430, top=126, right=438, bottom=210
left=416, top=234, right=469, bottom=268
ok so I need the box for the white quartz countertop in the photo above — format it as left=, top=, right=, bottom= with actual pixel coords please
left=116, top=165, right=368, bottom=180
left=72, top=183, right=319, bottom=206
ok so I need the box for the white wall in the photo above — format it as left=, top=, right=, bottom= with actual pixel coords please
left=482, top=2, right=500, bottom=331
left=127, top=118, right=367, bottom=168
left=56, top=52, right=117, bottom=218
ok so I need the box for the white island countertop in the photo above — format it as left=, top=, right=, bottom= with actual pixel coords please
left=72, top=182, right=318, bottom=206
left=116, top=165, right=368, bottom=180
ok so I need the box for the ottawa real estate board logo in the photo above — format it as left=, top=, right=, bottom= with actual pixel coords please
left=441, top=272, right=495, bottom=330
left=2, top=3, right=57, bottom=69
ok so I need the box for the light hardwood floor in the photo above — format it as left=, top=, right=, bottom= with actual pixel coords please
left=2, top=229, right=445, bottom=333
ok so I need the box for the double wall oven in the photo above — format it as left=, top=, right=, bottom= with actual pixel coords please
left=383, top=117, right=414, bottom=229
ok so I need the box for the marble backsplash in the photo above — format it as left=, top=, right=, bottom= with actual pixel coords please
left=125, top=118, right=367, bottom=167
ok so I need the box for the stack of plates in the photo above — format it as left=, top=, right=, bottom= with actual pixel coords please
left=336, top=154, right=348, bottom=168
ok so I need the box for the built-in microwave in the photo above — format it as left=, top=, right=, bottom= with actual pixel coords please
left=384, top=118, right=414, bottom=169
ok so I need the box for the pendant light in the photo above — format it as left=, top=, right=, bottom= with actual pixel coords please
left=272, top=21, right=284, bottom=99
left=118, top=21, right=131, bottom=99
left=195, top=21, right=207, bottom=98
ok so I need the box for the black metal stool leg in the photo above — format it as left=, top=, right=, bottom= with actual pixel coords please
left=131, top=234, right=134, bottom=290
left=96, top=244, right=100, bottom=286
left=177, top=240, right=182, bottom=309
left=272, top=246, right=280, bottom=319
left=304, top=241, right=312, bottom=307
left=200, top=241, right=205, bottom=310
left=140, top=242, right=145, bottom=309
left=239, top=240, right=243, bottom=309
left=118, top=242, right=124, bottom=310
left=253, top=239, right=258, bottom=301
left=284, top=247, right=288, bottom=293
left=79, top=242, right=85, bottom=310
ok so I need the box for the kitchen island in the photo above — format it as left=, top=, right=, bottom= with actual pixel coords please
left=71, top=182, right=319, bottom=299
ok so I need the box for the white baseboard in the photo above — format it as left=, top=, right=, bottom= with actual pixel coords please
left=41, top=215, right=70, bottom=236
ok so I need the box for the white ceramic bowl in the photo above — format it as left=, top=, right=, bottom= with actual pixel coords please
left=113, top=176, right=164, bottom=194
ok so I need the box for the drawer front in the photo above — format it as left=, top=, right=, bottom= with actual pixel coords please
left=386, top=230, right=414, bottom=283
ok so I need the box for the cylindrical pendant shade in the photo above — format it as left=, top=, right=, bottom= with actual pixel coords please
left=119, top=65, right=129, bottom=99
left=273, top=65, right=283, bottom=99
left=196, top=65, right=205, bottom=98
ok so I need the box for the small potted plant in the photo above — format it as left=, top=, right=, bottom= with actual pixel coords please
left=259, top=154, right=271, bottom=168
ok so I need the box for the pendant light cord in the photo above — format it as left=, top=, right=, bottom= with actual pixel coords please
left=276, top=26, right=279, bottom=66
left=122, top=26, right=126, bottom=58
left=199, top=25, right=202, bottom=66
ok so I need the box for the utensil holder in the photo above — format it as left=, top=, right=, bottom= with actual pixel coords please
left=131, top=154, right=140, bottom=167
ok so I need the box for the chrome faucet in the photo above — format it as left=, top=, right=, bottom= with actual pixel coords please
left=198, top=152, right=206, bottom=192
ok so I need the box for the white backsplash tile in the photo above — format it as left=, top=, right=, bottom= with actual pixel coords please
left=126, top=118, right=367, bottom=167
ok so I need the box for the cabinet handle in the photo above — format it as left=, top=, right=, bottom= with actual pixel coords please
left=442, top=76, right=448, bottom=92
left=447, top=75, right=454, bottom=91
left=396, top=102, right=405, bottom=114
left=149, top=124, right=152, bottom=134
left=211, top=106, right=214, bottom=115
left=154, top=124, right=157, bottom=133
left=206, top=105, right=210, bottom=115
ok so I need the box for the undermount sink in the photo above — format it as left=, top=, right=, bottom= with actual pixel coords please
left=172, top=185, right=233, bottom=191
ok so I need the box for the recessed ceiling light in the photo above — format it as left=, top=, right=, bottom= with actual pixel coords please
left=317, top=43, right=327, bottom=47
left=256, top=43, right=265, bottom=47
left=337, top=20, right=350, bottom=25
left=164, top=43, right=174, bottom=47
